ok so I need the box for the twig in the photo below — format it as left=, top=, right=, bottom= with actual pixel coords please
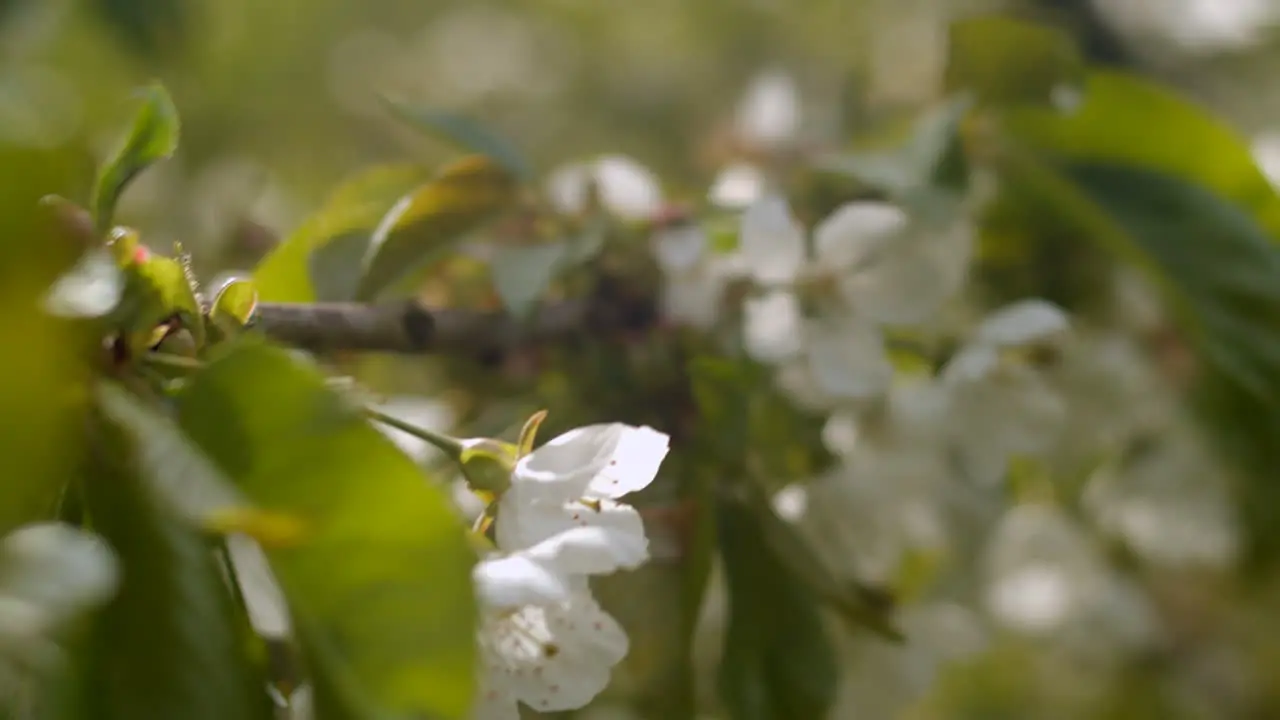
left=252, top=300, right=587, bottom=358
left=253, top=287, right=653, bottom=358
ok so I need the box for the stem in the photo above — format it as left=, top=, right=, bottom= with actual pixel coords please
left=141, top=352, right=204, bottom=372
left=364, top=407, right=464, bottom=458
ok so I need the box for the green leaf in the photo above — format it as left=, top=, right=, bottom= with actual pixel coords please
left=716, top=498, right=838, bottom=720
left=356, top=155, right=520, bottom=301
left=209, top=277, right=260, bottom=337
left=91, top=82, right=180, bottom=234
left=489, top=242, right=571, bottom=319
left=253, top=163, right=431, bottom=302
left=96, top=383, right=251, bottom=524
left=175, top=341, right=478, bottom=719
left=0, top=148, right=94, bottom=539
left=83, top=395, right=268, bottom=720
left=945, top=14, right=1084, bottom=106
left=1000, top=71, right=1280, bottom=237
left=114, top=253, right=206, bottom=358
left=383, top=102, right=534, bottom=183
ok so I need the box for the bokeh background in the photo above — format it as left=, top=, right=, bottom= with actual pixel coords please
left=8, top=0, right=1280, bottom=718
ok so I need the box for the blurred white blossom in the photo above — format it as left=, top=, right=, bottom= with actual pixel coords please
left=0, top=523, right=119, bottom=699
left=983, top=504, right=1105, bottom=635
left=740, top=195, right=971, bottom=401
left=942, top=299, right=1070, bottom=486
left=734, top=68, right=800, bottom=149
left=547, top=155, right=663, bottom=221
left=1084, top=420, right=1239, bottom=569
left=708, top=162, right=766, bottom=208
left=651, top=223, right=734, bottom=329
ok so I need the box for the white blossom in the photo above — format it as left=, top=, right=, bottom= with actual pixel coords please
left=475, top=588, right=628, bottom=719
left=743, top=290, right=804, bottom=363
left=942, top=299, right=1070, bottom=486
left=735, top=68, right=801, bottom=148
left=0, top=523, right=119, bottom=699
left=547, top=155, right=663, bottom=221
left=738, top=195, right=806, bottom=286
left=474, top=423, right=669, bottom=718
left=708, top=162, right=766, bottom=208
left=738, top=197, right=970, bottom=400
left=651, top=223, right=731, bottom=330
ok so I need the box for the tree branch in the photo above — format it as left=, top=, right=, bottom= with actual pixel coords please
left=252, top=300, right=593, bottom=359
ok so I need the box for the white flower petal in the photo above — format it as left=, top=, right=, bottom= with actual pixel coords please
left=975, top=299, right=1069, bottom=347
left=522, top=526, right=648, bottom=576
left=1, top=523, right=119, bottom=621
left=708, top=162, right=765, bottom=208
left=812, top=201, right=907, bottom=269
left=840, top=221, right=972, bottom=326
left=473, top=686, right=521, bottom=720
left=546, top=162, right=593, bottom=216
left=652, top=224, right=707, bottom=273
left=985, top=563, right=1073, bottom=634
left=512, top=425, right=628, bottom=502
left=585, top=424, right=670, bottom=499
left=593, top=155, right=663, bottom=221
left=44, top=248, right=123, bottom=319
left=805, top=316, right=892, bottom=399
left=474, top=554, right=572, bottom=610
left=545, top=155, right=663, bottom=221
left=743, top=290, right=804, bottom=363
left=941, top=345, right=999, bottom=385
left=479, top=592, right=628, bottom=714
left=739, top=195, right=805, bottom=284
left=736, top=69, right=800, bottom=147
left=500, top=499, right=648, bottom=569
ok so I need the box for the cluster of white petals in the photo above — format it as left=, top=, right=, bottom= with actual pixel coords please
left=472, top=424, right=670, bottom=720
left=738, top=194, right=972, bottom=402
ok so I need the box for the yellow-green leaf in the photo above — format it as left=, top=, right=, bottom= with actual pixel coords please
left=91, top=82, right=180, bottom=234
left=253, top=163, right=431, bottom=302
left=175, top=341, right=477, bottom=719
left=356, top=155, right=519, bottom=301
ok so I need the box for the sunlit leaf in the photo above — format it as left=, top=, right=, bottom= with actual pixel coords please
left=175, top=341, right=478, bottom=719
left=0, top=146, right=93, bottom=538
left=356, top=155, right=519, bottom=301
left=82, top=404, right=269, bottom=720
left=114, top=253, right=206, bottom=358
left=382, top=102, right=534, bottom=182
left=1000, top=71, right=1280, bottom=236
left=253, top=163, right=431, bottom=302
left=96, top=383, right=253, bottom=525
left=91, top=82, right=180, bottom=234
left=209, top=277, right=260, bottom=336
